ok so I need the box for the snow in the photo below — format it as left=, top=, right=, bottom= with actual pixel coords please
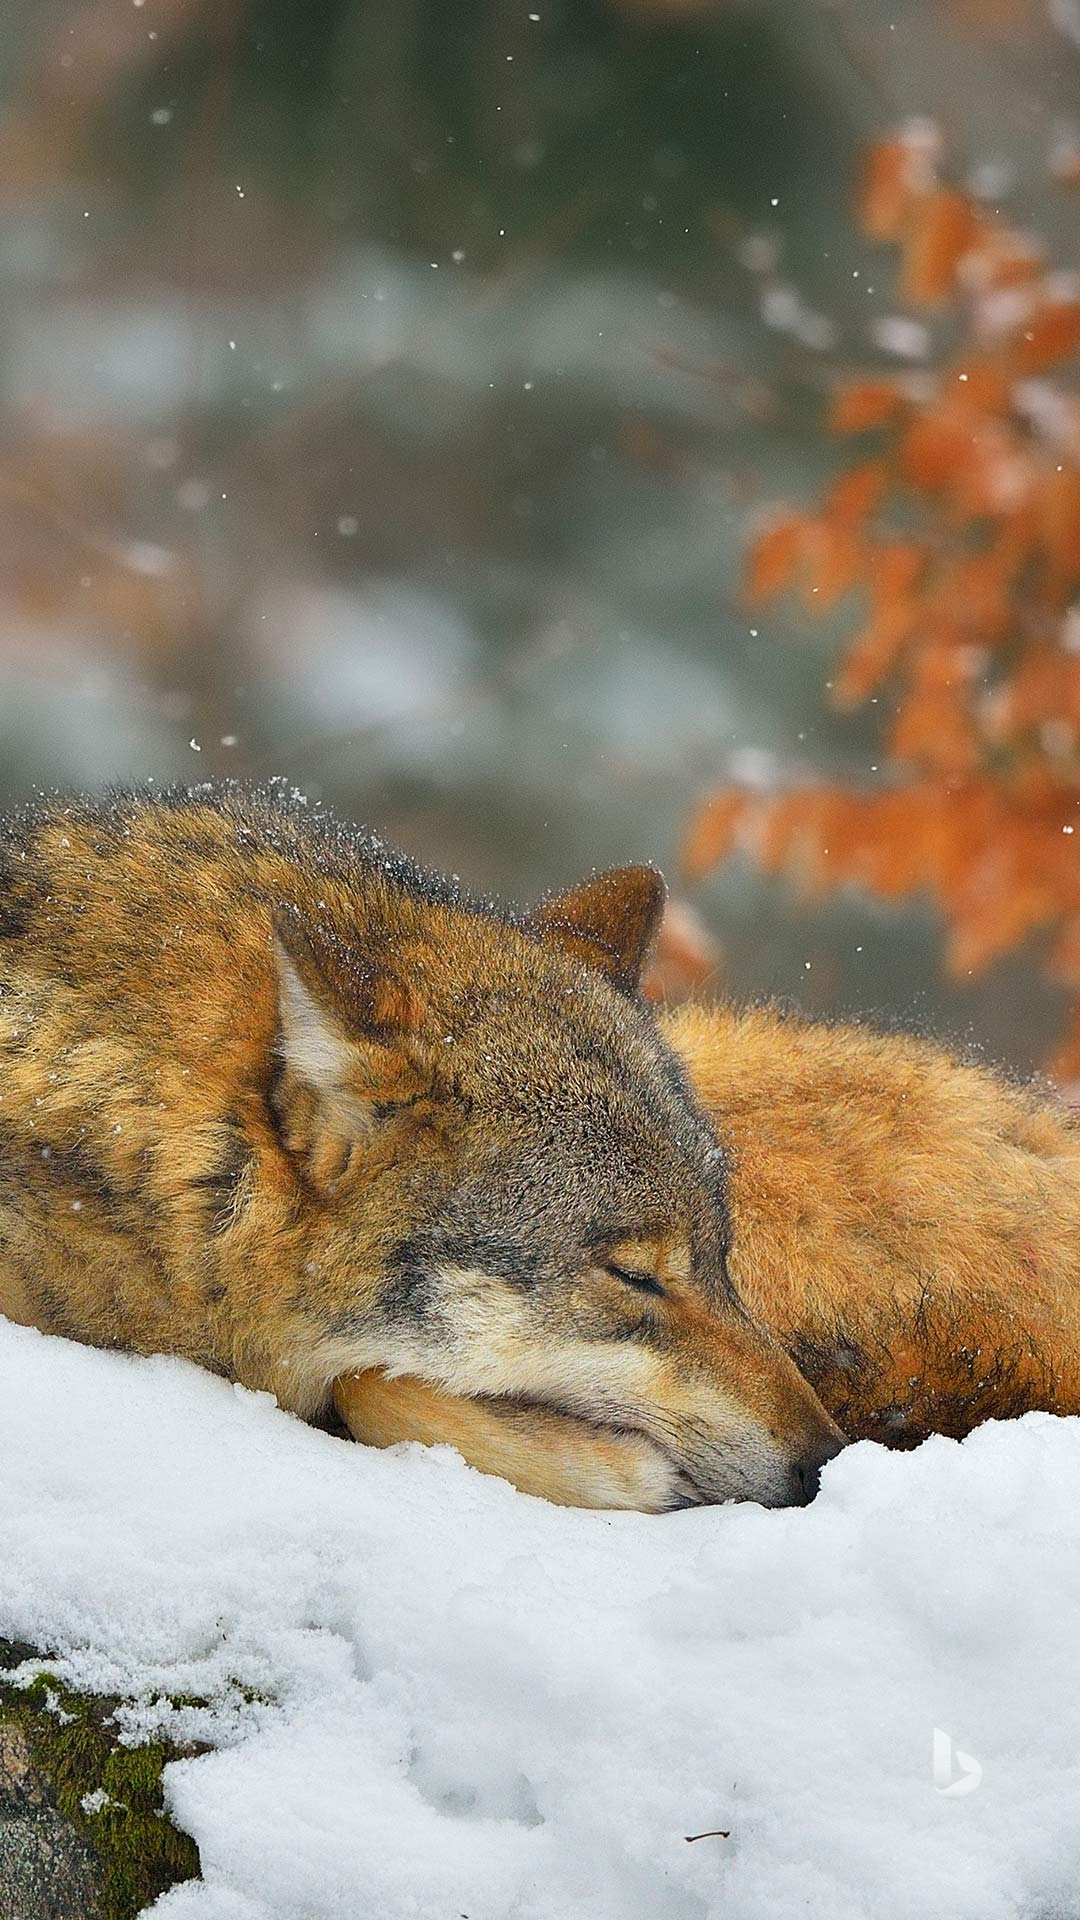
left=3, top=1315, right=1080, bottom=1920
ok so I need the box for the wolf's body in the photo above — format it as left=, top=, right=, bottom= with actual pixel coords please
left=337, top=1001, right=1080, bottom=1497
left=0, top=785, right=839, bottom=1512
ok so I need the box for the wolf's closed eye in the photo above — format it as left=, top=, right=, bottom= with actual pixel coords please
left=605, top=1264, right=667, bottom=1299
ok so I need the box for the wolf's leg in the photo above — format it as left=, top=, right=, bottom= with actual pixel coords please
left=333, top=1370, right=697, bottom=1512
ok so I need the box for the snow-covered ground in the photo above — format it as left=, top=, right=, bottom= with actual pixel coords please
left=3, top=1315, right=1080, bottom=1920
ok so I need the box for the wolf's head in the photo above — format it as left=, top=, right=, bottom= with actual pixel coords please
left=269, top=866, right=842, bottom=1510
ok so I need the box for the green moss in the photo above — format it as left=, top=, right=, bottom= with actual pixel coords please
left=0, top=1643, right=202, bottom=1920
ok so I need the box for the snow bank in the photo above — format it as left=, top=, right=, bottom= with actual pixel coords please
left=2, top=1316, right=1080, bottom=1920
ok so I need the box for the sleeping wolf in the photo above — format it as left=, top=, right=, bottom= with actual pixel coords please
left=0, top=784, right=840, bottom=1512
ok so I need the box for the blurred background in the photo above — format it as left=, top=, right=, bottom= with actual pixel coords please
left=1, top=0, right=1078, bottom=1072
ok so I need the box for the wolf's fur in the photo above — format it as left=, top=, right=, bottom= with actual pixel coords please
left=337, top=1000, right=1080, bottom=1498
left=0, top=785, right=840, bottom=1512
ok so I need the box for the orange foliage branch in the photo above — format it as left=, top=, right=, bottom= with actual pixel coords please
left=686, top=124, right=1080, bottom=1079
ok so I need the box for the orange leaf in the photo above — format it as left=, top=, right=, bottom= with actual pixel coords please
left=834, top=604, right=915, bottom=706
left=755, top=792, right=814, bottom=876
left=858, top=134, right=934, bottom=241
left=681, top=789, right=748, bottom=881
left=839, top=789, right=944, bottom=899
left=824, top=460, right=889, bottom=527
left=890, top=680, right=979, bottom=777
left=869, top=540, right=925, bottom=607
left=1038, top=467, right=1080, bottom=588
left=946, top=886, right=1055, bottom=975
left=964, top=223, right=1043, bottom=293
left=1011, top=300, right=1080, bottom=376
left=801, top=521, right=861, bottom=611
left=947, top=356, right=1011, bottom=415
left=744, top=514, right=804, bottom=605
left=899, top=405, right=975, bottom=491
left=796, top=790, right=862, bottom=899
left=930, top=552, right=1013, bottom=647
left=948, top=420, right=1032, bottom=524
left=900, top=189, right=979, bottom=307
left=829, top=381, right=903, bottom=434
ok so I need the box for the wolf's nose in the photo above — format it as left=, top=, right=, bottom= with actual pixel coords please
left=791, top=1457, right=820, bottom=1505
left=789, top=1430, right=845, bottom=1505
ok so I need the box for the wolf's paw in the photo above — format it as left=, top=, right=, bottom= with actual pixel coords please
left=333, top=1370, right=697, bottom=1513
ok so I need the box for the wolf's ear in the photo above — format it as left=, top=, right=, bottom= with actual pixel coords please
left=269, top=906, right=428, bottom=1189
left=525, top=866, right=666, bottom=994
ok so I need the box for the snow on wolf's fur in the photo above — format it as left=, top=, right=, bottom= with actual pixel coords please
left=2, top=1316, right=1079, bottom=1920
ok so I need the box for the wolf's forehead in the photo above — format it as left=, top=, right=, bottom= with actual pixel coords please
left=489, top=1101, right=725, bottom=1237
left=505, top=1002, right=693, bottom=1111
left=459, top=988, right=722, bottom=1186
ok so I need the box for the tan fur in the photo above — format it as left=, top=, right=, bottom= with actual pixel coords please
left=337, top=1000, right=1080, bottom=1492
left=342, top=1371, right=686, bottom=1510
left=0, top=787, right=841, bottom=1512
